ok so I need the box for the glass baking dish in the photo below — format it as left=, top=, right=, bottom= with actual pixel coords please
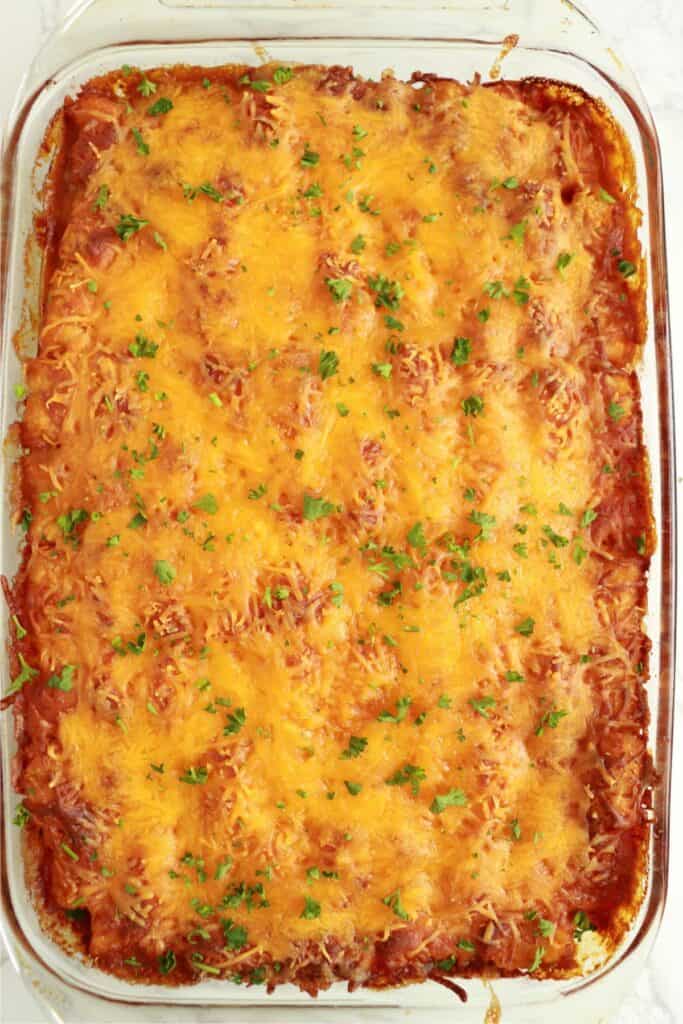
left=0, top=1, right=675, bottom=1021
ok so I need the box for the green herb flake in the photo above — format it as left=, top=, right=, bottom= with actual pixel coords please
left=319, top=349, right=339, bottom=379
left=224, top=707, right=246, bottom=735
left=386, top=763, right=426, bottom=795
left=430, top=788, right=467, bottom=814
left=94, top=184, right=110, bottom=211
left=303, top=494, right=336, bottom=521
left=325, top=278, right=352, bottom=304
left=618, top=259, right=637, bottom=278
left=382, top=889, right=410, bottom=920
left=462, top=395, right=484, bottom=417
left=47, top=664, right=76, bottom=692
left=301, top=145, right=320, bottom=168
left=300, top=895, right=321, bottom=919
left=506, top=220, right=527, bottom=246
left=556, top=251, right=574, bottom=272
left=147, top=97, right=173, bottom=116
left=154, top=560, right=176, bottom=585
left=451, top=336, right=472, bottom=366
left=573, top=910, right=596, bottom=941
left=535, top=707, right=569, bottom=736
left=377, top=695, right=412, bottom=724
left=115, top=214, right=149, bottom=242
left=159, top=950, right=176, bottom=975
left=179, top=765, right=209, bottom=785
left=340, top=735, right=367, bottom=760
left=131, top=127, right=149, bottom=155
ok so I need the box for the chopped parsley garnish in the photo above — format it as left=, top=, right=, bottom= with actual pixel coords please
left=618, top=259, right=637, bottom=278
left=159, top=950, right=176, bottom=975
left=407, top=521, right=427, bottom=555
left=273, top=66, right=293, bottom=85
left=535, top=707, right=568, bottom=735
left=506, top=220, right=527, bottom=246
left=505, top=670, right=524, bottom=682
left=301, top=145, right=320, bottom=167
left=131, top=127, right=149, bottom=155
left=198, top=182, right=224, bottom=203
left=325, top=278, right=353, bottom=303
left=195, top=493, right=218, bottom=515
left=580, top=508, right=597, bottom=527
left=9, top=654, right=38, bottom=694
left=94, top=184, right=110, bottom=210
left=378, top=696, right=411, bottom=723
left=300, top=895, right=321, bottom=919
left=219, top=919, right=248, bottom=951
left=556, top=251, right=574, bottom=272
left=386, top=764, right=426, bottom=794
left=224, top=707, right=246, bottom=735
left=512, top=276, right=531, bottom=305
left=341, top=736, right=367, bottom=759
left=57, top=508, right=88, bottom=542
left=542, top=525, right=569, bottom=548
left=336, top=402, right=350, bottom=417
left=303, top=494, right=336, bottom=521
left=469, top=695, right=495, bottom=718
left=468, top=509, right=496, bottom=541
left=573, top=910, right=596, bottom=941
left=128, top=333, right=158, bottom=357
left=484, top=280, right=507, bottom=300
left=240, top=76, right=271, bottom=92
left=13, top=803, right=30, bottom=828
left=115, top=214, right=149, bottom=241
left=344, top=781, right=362, bottom=796
left=153, top=560, right=176, bottom=585
left=608, top=400, right=625, bottom=421
left=599, top=187, right=616, bottom=204
left=248, top=483, right=267, bottom=501
left=372, top=362, right=392, bottom=379
left=319, top=349, right=339, bottom=379
left=179, top=765, right=209, bottom=785
left=515, top=617, right=535, bottom=637
left=430, top=788, right=467, bottom=814
left=382, top=889, right=410, bottom=921
left=450, top=336, right=471, bottom=365
left=350, top=233, right=366, bottom=253
left=47, top=665, right=76, bottom=692
left=461, top=395, right=484, bottom=417
left=368, top=274, right=404, bottom=311
left=137, top=76, right=157, bottom=97
left=528, top=946, right=545, bottom=973
left=147, top=97, right=173, bottom=116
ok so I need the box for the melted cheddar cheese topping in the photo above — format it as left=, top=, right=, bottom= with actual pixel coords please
left=9, top=64, right=651, bottom=992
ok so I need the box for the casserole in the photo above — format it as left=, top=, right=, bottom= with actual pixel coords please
left=0, top=2, right=674, bottom=1022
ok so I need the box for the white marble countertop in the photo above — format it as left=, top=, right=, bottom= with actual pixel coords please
left=0, top=2, right=681, bottom=1022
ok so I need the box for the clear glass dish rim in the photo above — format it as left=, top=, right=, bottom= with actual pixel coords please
left=0, top=1, right=676, bottom=1019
